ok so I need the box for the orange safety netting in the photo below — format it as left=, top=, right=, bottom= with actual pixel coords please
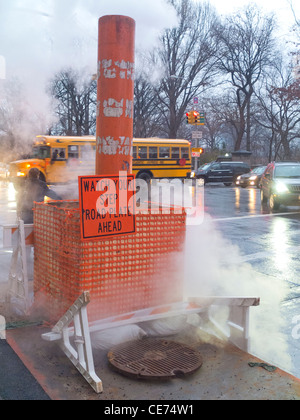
left=33, top=201, right=187, bottom=322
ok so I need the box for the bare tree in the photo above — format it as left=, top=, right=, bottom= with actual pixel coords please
left=134, top=73, right=161, bottom=138
left=147, top=0, right=219, bottom=139
left=213, top=4, right=276, bottom=151
left=255, top=60, right=300, bottom=160
left=48, top=68, right=97, bottom=136
left=288, top=0, right=300, bottom=29
left=196, top=95, right=226, bottom=150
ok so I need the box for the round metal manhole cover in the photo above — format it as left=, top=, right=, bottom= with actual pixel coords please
left=107, top=338, right=203, bottom=380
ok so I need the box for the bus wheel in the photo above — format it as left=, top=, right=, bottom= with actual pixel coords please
left=137, top=172, right=152, bottom=183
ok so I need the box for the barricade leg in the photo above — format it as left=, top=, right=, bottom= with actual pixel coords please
left=44, top=292, right=103, bottom=394
left=6, top=220, right=32, bottom=313
left=188, top=296, right=260, bottom=352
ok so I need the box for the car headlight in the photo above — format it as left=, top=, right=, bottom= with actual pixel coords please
left=190, top=171, right=195, bottom=178
left=249, top=175, right=257, bottom=181
left=237, top=176, right=241, bottom=180
left=275, top=181, right=289, bottom=193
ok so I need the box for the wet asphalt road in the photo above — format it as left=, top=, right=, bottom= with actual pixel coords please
left=0, top=180, right=299, bottom=399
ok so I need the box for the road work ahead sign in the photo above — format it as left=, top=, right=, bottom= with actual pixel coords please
left=79, top=173, right=136, bottom=241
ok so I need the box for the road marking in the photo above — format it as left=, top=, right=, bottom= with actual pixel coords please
left=239, top=244, right=300, bottom=262
left=210, top=211, right=300, bottom=222
left=207, top=211, right=300, bottom=264
left=238, top=251, right=275, bottom=262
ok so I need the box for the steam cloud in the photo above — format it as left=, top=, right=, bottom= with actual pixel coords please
left=184, top=214, right=292, bottom=374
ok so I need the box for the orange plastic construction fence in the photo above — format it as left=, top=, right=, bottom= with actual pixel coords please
left=33, top=201, right=186, bottom=322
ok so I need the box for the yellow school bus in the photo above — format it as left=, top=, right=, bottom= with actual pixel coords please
left=133, top=138, right=191, bottom=182
left=9, top=135, right=191, bottom=185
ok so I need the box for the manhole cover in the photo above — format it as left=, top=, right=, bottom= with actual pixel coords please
left=107, top=338, right=203, bottom=379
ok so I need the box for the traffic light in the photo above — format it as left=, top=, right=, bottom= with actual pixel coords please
left=186, top=111, right=194, bottom=125
left=186, top=110, right=200, bottom=125
left=192, top=111, right=199, bottom=124
left=186, top=110, right=205, bottom=125
left=192, top=147, right=205, bottom=155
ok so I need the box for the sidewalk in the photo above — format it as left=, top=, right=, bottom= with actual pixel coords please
left=4, top=320, right=300, bottom=401
left=0, top=339, right=50, bottom=400
left=0, top=251, right=50, bottom=400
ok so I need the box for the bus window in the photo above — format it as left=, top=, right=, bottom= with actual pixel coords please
left=149, top=147, right=158, bottom=159
left=132, top=146, right=137, bottom=159
left=138, top=146, right=147, bottom=159
left=68, top=145, right=79, bottom=159
left=52, top=148, right=66, bottom=161
left=171, top=147, right=180, bottom=159
left=32, top=146, right=51, bottom=159
left=159, top=147, right=170, bottom=158
left=181, top=147, right=189, bottom=159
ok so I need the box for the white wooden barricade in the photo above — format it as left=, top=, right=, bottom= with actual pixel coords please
left=43, top=292, right=103, bottom=394
left=2, top=220, right=34, bottom=313
left=42, top=292, right=260, bottom=394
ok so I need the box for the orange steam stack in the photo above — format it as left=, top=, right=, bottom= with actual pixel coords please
left=96, top=15, right=135, bottom=175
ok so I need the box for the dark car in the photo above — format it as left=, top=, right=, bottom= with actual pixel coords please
left=236, top=166, right=267, bottom=188
left=194, top=161, right=250, bottom=186
left=260, top=162, right=300, bottom=210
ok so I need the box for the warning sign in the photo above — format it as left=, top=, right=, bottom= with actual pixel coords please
left=79, top=173, right=136, bottom=241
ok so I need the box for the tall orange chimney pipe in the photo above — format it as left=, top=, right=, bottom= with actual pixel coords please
left=96, top=15, right=136, bottom=175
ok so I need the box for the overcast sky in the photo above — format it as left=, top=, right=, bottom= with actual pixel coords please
left=0, top=0, right=298, bottom=128
left=1, top=0, right=298, bottom=78
left=210, top=0, right=297, bottom=16
left=210, top=0, right=299, bottom=36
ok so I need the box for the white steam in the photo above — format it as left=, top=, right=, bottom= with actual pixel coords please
left=184, top=214, right=292, bottom=373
